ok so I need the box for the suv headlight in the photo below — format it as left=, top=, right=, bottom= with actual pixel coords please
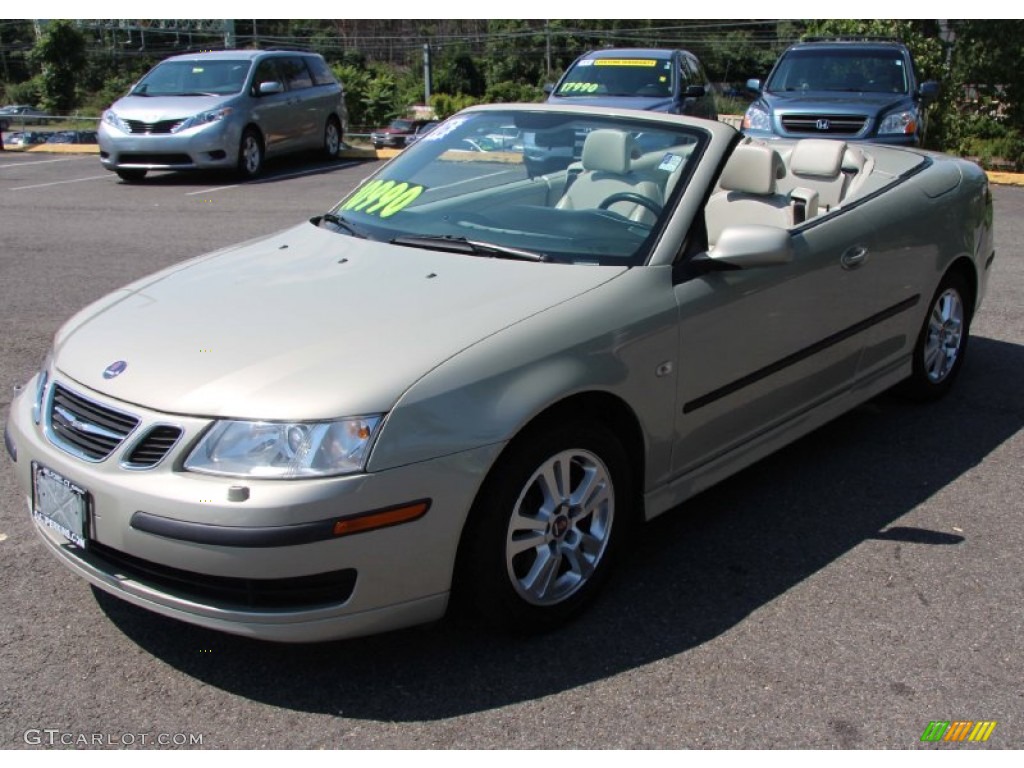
left=742, top=104, right=771, bottom=132
left=879, top=108, right=918, bottom=135
left=102, top=110, right=130, bottom=134
left=184, top=416, right=383, bottom=479
left=172, top=107, right=233, bottom=133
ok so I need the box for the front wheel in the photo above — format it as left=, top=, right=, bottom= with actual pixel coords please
left=458, top=421, right=631, bottom=632
left=901, top=270, right=973, bottom=401
left=237, top=129, right=264, bottom=179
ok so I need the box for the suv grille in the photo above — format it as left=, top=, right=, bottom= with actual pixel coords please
left=125, top=118, right=182, bottom=135
left=123, top=426, right=183, bottom=469
left=47, top=384, right=139, bottom=461
left=780, top=114, right=867, bottom=136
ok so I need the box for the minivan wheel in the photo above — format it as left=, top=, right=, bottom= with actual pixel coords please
left=115, top=169, right=147, bottom=182
left=237, top=129, right=264, bottom=179
left=324, top=117, right=341, bottom=158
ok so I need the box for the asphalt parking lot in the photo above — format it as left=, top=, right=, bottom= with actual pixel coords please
left=1, top=150, right=1022, bottom=749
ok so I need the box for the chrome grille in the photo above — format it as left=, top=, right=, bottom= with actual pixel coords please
left=123, top=425, right=183, bottom=469
left=780, top=114, right=867, bottom=136
left=125, top=118, right=182, bottom=135
left=47, top=384, right=139, bottom=461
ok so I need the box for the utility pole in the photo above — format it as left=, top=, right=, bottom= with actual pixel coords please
left=224, top=19, right=236, bottom=49
left=545, top=20, right=552, bottom=80
left=423, top=42, right=432, bottom=106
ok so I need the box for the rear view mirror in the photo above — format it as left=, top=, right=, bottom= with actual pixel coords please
left=697, top=225, right=793, bottom=271
left=258, top=81, right=284, bottom=96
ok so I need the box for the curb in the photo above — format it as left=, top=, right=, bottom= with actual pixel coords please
left=6, top=142, right=1024, bottom=185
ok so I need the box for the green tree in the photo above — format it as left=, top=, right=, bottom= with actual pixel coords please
left=29, top=19, right=87, bottom=113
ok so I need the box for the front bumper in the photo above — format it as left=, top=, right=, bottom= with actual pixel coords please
left=6, top=375, right=502, bottom=642
left=98, top=120, right=243, bottom=172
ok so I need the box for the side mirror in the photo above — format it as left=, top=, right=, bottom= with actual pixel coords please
left=919, top=81, right=940, bottom=104
left=258, top=81, right=284, bottom=96
left=697, top=225, right=793, bottom=271
left=683, top=84, right=706, bottom=98
left=745, top=78, right=762, bottom=95
left=542, top=83, right=554, bottom=95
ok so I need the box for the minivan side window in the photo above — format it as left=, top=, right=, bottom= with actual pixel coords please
left=306, top=57, right=337, bottom=87
left=279, top=57, right=314, bottom=91
left=251, top=59, right=280, bottom=96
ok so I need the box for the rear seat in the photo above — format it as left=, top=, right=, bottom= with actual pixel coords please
left=777, top=138, right=874, bottom=213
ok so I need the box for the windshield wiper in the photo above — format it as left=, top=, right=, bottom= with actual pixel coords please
left=316, top=213, right=371, bottom=239
left=389, top=235, right=546, bottom=261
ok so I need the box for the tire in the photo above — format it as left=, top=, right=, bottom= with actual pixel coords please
left=115, top=168, right=147, bottom=182
left=901, top=270, right=973, bottom=401
left=373, top=142, right=383, bottom=150
left=458, top=420, right=632, bottom=632
left=237, top=128, right=264, bottom=179
left=323, top=117, right=341, bottom=158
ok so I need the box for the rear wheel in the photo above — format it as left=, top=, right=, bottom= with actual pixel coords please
left=458, top=421, right=631, bottom=632
left=237, top=128, right=264, bottom=179
left=323, top=117, right=341, bottom=158
left=901, top=270, right=973, bottom=401
left=115, top=169, right=147, bottom=182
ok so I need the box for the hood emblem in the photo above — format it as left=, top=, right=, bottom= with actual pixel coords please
left=816, top=119, right=831, bottom=131
left=103, top=360, right=128, bottom=379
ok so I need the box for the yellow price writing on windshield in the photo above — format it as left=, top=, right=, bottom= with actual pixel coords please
left=340, top=179, right=425, bottom=218
left=594, top=59, right=657, bottom=67
left=560, top=82, right=600, bottom=93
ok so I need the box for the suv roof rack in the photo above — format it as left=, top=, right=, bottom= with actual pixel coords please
left=800, top=36, right=902, bottom=44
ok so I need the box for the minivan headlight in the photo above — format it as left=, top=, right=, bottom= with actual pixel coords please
left=184, top=416, right=383, bottom=478
left=879, top=108, right=918, bottom=135
left=173, top=107, right=234, bottom=133
left=743, top=104, right=771, bottom=132
left=102, top=110, right=130, bottom=134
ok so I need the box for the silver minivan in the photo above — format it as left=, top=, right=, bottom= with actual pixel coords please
left=99, top=50, right=346, bottom=181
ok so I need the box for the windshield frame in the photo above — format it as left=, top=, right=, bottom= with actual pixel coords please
left=131, top=59, right=253, bottom=97
left=765, top=47, right=911, bottom=95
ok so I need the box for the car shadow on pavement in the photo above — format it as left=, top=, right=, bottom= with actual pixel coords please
left=95, top=334, right=1024, bottom=721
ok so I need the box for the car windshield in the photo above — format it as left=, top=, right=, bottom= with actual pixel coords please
left=131, top=60, right=252, bottom=96
left=766, top=49, right=910, bottom=94
left=557, top=57, right=674, bottom=98
left=326, top=109, right=708, bottom=266
left=390, top=119, right=414, bottom=131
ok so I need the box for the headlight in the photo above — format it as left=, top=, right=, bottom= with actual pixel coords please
left=32, top=351, right=52, bottom=425
left=172, top=107, right=233, bottom=133
left=879, top=108, right=917, bottom=135
left=184, top=416, right=383, bottom=479
left=102, top=110, right=130, bottom=133
left=742, top=104, right=771, bottom=132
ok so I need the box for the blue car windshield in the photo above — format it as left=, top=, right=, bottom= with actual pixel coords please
left=766, top=49, right=910, bottom=94
left=328, top=109, right=709, bottom=267
left=132, top=60, right=252, bottom=96
left=557, top=57, right=674, bottom=98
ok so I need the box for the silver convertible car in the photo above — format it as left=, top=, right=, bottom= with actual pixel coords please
left=5, top=104, right=994, bottom=642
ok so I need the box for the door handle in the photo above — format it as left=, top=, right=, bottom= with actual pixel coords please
left=840, top=245, right=869, bottom=270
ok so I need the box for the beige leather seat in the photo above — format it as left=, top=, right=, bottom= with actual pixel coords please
left=782, top=138, right=849, bottom=211
left=705, top=144, right=791, bottom=247
left=556, top=130, right=662, bottom=224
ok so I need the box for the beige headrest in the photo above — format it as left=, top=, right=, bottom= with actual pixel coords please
left=720, top=144, right=786, bottom=195
left=790, top=139, right=848, bottom=178
left=581, top=129, right=634, bottom=174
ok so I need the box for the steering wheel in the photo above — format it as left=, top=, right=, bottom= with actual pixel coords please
left=597, top=192, right=663, bottom=218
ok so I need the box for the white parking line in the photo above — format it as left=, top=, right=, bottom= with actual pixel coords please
left=184, top=161, right=361, bottom=196
left=10, top=174, right=112, bottom=191
left=0, top=156, right=89, bottom=169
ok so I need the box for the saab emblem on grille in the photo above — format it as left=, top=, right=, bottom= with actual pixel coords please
left=103, top=360, right=128, bottom=379
left=816, top=119, right=831, bottom=131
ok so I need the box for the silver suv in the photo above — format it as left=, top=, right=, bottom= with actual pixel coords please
left=99, top=50, right=346, bottom=181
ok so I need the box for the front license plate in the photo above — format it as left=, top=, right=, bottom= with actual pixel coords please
left=32, top=463, right=89, bottom=548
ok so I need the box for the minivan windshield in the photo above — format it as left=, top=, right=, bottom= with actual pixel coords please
left=326, top=109, right=708, bottom=266
left=557, top=56, right=674, bottom=98
left=766, top=49, right=909, bottom=94
left=131, top=60, right=252, bottom=96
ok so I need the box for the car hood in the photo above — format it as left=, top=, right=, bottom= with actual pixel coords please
left=55, top=223, right=626, bottom=420
left=110, top=94, right=235, bottom=120
left=546, top=95, right=674, bottom=112
left=761, top=90, right=910, bottom=114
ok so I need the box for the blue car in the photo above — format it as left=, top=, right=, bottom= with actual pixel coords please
left=743, top=38, right=939, bottom=146
left=546, top=48, right=717, bottom=119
